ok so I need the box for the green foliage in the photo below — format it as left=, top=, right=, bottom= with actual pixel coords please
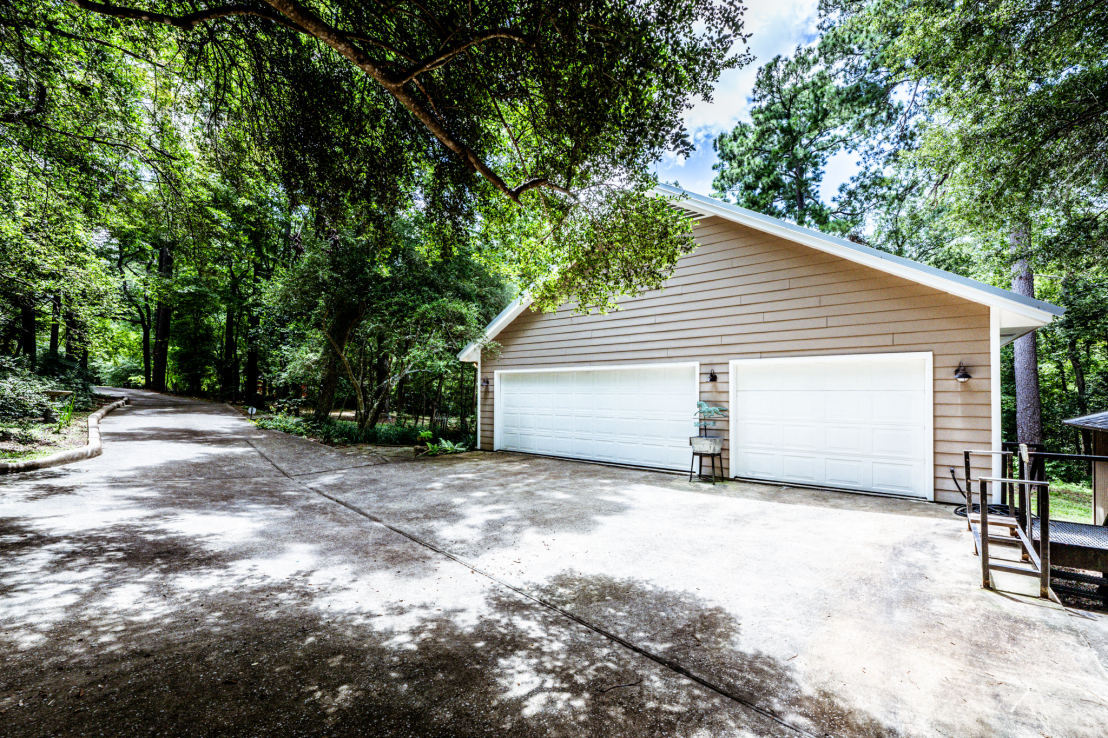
left=822, top=0, right=1108, bottom=245
left=55, top=395, right=75, bottom=432
left=713, top=46, right=899, bottom=233
left=0, top=355, right=94, bottom=423
left=423, top=439, right=468, bottom=455
left=437, top=439, right=468, bottom=454
left=68, top=0, right=751, bottom=313
left=253, top=414, right=473, bottom=448
left=0, top=358, right=52, bottom=420
left=101, top=358, right=146, bottom=389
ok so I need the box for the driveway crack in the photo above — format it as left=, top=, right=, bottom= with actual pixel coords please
left=242, top=438, right=821, bottom=738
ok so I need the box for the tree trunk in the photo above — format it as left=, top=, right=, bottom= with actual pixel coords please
left=17, top=299, right=36, bottom=371
left=141, top=311, right=152, bottom=389
left=222, top=303, right=238, bottom=400
left=49, top=295, right=60, bottom=356
left=430, top=374, right=445, bottom=431
left=1067, top=337, right=1091, bottom=454
left=1010, top=232, right=1042, bottom=446
left=151, top=244, right=174, bottom=393
left=243, top=313, right=260, bottom=404
left=312, top=302, right=365, bottom=423
left=64, top=310, right=78, bottom=359
left=361, top=338, right=390, bottom=431
left=795, top=167, right=805, bottom=226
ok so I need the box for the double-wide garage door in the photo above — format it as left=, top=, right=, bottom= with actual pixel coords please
left=495, top=364, right=697, bottom=470
left=494, top=355, right=933, bottom=499
left=730, top=354, right=933, bottom=498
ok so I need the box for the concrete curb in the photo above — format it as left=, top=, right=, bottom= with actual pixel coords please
left=0, top=397, right=128, bottom=475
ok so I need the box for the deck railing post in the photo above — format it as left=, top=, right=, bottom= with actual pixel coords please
left=980, top=479, right=991, bottom=589
left=964, top=450, right=973, bottom=531
left=1040, top=481, right=1051, bottom=599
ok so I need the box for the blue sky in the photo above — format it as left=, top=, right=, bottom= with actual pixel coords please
left=653, top=0, right=859, bottom=201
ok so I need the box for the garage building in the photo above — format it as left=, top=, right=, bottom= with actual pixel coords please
left=458, top=186, right=1063, bottom=503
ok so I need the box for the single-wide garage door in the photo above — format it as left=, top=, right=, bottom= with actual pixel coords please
left=730, top=354, right=933, bottom=499
left=495, top=364, right=698, bottom=470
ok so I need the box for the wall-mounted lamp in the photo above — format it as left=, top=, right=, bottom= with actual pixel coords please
left=954, top=362, right=972, bottom=383
left=708, top=369, right=718, bottom=382
left=480, top=378, right=490, bottom=387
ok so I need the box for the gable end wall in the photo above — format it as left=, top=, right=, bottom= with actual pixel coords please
left=478, top=216, right=993, bottom=503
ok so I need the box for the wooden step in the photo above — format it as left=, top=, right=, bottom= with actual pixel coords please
left=968, top=513, right=1020, bottom=528
left=989, top=561, right=1041, bottom=577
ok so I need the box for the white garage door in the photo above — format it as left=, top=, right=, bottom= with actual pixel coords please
left=495, top=364, right=698, bottom=470
left=730, top=354, right=933, bottom=499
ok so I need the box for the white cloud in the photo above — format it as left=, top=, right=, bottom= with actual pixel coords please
left=684, top=0, right=822, bottom=138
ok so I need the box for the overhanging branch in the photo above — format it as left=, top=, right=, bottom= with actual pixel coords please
left=70, top=0, right=575, bottom=204
left=393, top=29, right=530, bottom=84
left=0, top=83, right=46, bottom=123
left=66, top=0, right=306, bottom=33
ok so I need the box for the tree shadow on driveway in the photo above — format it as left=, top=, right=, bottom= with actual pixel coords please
left=0, top=509, right=901, bottom=738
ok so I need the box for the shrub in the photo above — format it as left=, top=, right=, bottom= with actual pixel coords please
left=101, top=358, right=146, bottom=389
left=254, top=415, right=311, bottom=436
left=253, top=413, right=461, bottom=447
left=0, top=357, right=52, bottom=420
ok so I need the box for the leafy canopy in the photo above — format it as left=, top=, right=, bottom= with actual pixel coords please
left=71, top=0, right=751, bottom=311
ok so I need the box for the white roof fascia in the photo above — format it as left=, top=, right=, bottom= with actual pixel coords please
left=653, top=184, right=1063, bottom=326
left=460, top=186, right=1062, bottom=362
left=457, top=293, right=534, bottom=362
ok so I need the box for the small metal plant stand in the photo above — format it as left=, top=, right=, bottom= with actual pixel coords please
left=690, top=401, right=726, bottom=484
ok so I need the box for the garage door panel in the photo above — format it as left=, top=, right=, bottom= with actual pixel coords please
left=782, top=392, right=822, bottom=419
left=826, top=458, right=865, bottom=487
left=737, top=421, right=781, bottom=448
left=872, top=462, right=918, bottom=494
left=497, top=365, right=696, bottom=471
left=739, top=450, right=779, bottom=478
left=825, top=426, right=863, bottom=454
left=732, top=355, right=932, bottom=499
left=872, top=428, right=916, bottom=458
left=782, top=454, right=820, bottom=483
left=782, top=424, right=821, bottom=452
left=872, top=392, right=916, bottom=423
left=826, top=394, right=870, bottom=422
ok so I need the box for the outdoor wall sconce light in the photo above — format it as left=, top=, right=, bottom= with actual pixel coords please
left=708, top=369, right=718, bottom=382
left=481, top=378, right=490, bottom=387
left=954, top=362, right=972, bottom=383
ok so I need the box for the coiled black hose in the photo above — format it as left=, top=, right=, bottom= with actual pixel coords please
left=948, top=466, right=1019, bottom=518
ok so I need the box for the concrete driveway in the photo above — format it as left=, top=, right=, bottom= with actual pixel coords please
left=2, top=389, right=1106, bottom=737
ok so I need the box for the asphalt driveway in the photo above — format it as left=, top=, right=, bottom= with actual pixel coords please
left=2, top=388, right=1106, bottom=737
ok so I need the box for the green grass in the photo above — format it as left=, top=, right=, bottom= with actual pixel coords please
left=0, top=414, right=89, bottom=462
left=1031, top=481, right=1094, bottom=524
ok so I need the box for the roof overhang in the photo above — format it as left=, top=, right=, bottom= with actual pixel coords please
left=457, top=293, right=533, bottom=362
left=653, top=185, right=1063, bottom=346
left=458, top=186, right=1064, bottom=360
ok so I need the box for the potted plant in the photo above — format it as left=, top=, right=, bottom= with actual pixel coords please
left=690, top=401, right=726, bottom=454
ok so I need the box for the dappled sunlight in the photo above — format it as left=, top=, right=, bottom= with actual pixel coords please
left=3, top=393, right=1105, bottom=737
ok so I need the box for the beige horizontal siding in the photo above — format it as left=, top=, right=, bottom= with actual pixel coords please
left=479, top=215, right=995, bottom=501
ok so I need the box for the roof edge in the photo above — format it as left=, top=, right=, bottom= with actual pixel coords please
left=457, top=293, right=534, bottom=362
left=459, top=186, right=1063, bottom=362
left=654, top=184, right=1064, bottom=323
